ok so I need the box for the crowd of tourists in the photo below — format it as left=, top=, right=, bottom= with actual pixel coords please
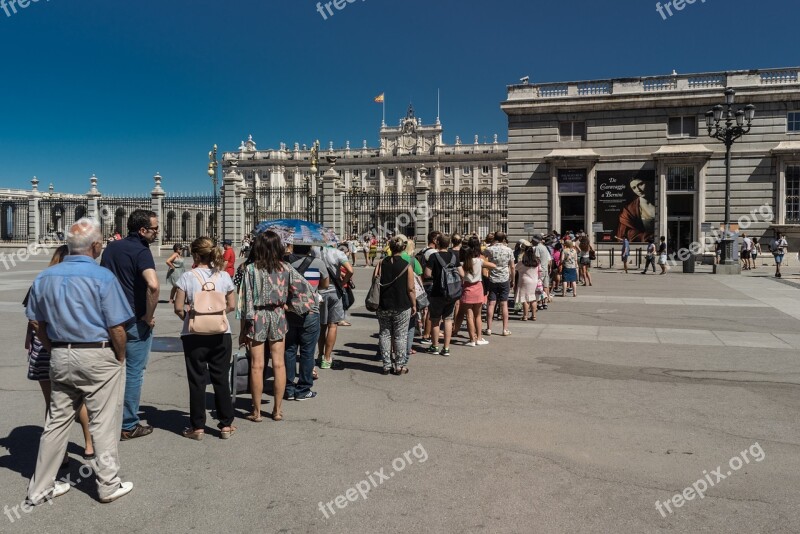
left=20, top=208, right=601, bottom=507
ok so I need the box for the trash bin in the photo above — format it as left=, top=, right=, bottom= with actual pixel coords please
left=682, top=254, right=695, bottom=273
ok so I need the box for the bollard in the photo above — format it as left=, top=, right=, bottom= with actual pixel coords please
left=610, top=247, right=615, bottom=268
left=636, top=248, right=642, bottom=268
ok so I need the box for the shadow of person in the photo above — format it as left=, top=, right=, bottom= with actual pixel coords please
left=0, top=425, right=43, bottom=479
left=138, top=405, right=189, bottom=437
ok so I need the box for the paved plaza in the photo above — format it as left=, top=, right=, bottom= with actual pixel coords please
left=1, top=254, right=800, bottom=533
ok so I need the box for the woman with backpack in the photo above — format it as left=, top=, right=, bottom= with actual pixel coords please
left=173, top=237, right=237, bottom=440
left=238, top=231, right=316, bottom=422
left=375, top=235, right=417, bottom=374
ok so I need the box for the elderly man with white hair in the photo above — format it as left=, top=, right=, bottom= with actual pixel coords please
left=25, top=218, right=134, bottom=505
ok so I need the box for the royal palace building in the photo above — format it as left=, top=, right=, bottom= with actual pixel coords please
left=502, top=67, right=800, bottom=254
left=221, top=105, right=509, bottom=239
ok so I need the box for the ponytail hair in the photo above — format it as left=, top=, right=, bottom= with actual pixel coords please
left=190, top=237, right=225, bottom=271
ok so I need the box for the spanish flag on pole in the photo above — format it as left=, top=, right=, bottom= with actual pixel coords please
left=374, top=93, right=385, bottom=103
left=375, top=93, right=386, bottom=125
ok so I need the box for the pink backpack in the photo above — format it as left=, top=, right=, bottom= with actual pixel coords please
left=188, top=271, right=228, bottom=335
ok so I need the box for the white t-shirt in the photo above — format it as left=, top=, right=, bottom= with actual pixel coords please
left=317, top=246, right=350, bottom=295
left=176, top=268, right=235, bottom=336
left=463, top=258, right=484, bottom=283
left=742, top=237, right=753, bottom=252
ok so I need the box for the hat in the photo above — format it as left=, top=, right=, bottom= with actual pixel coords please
left=222, top=239, right=232, bottom=245
left=532, top=233, right=545, bottom=241
left=519, top=239, right=532, bottom=248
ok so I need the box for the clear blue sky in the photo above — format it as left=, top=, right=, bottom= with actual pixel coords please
left=0, top=0, right=796, bottom=194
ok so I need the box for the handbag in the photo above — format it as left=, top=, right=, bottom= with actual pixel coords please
left=589, top=249, right=596, bottom=261
left=365, top=260, right=410, bottom=312
left=414, top=274, right=429, bottom=309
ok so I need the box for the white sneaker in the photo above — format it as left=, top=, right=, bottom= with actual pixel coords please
left=476, top=338, right=489, bottom=346
left=482, top=329, right=492, bottom=336
left=466, top=341, right=476, bottom=347
left=100, top=481, right=133, bottom=503
left=27, top=481, right=71, bottom=506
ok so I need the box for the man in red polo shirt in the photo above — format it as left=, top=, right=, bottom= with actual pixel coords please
left=222, top=239, right=236, bottom=278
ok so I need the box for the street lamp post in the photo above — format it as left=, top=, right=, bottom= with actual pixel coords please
left=207, top=144, right=219, bottom=243
left=705, top=88, right=755, bottom=265
left=308, top=140, right=320, bottom=221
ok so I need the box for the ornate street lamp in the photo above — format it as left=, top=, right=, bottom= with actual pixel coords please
left=705, top=88, right=755, bottom=266
left=207, top=144, right=219, bottom=243
left=307, top=140, right=320, bottom=221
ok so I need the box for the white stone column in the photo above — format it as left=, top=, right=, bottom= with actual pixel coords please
left=151, top=173, right=165, bottom=251
left=86, top=174, right=100, bottom=220
left=28, top=177, right=41, bottom=244
left=378, top=167, right=386, bottom=194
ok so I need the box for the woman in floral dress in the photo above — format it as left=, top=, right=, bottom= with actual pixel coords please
left=238, top=231, right=315, bottom=422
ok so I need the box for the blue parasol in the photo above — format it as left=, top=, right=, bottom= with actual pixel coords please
left=253, top=219, right=340, bottom=246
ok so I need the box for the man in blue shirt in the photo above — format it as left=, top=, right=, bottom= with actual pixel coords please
left=101, top=209, right=160, bottom=440
left=617, top=235, right=631, bottom=274
left=26, top=218, right=135, bottom=505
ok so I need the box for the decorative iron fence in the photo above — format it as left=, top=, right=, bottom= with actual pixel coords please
left=162, top=194, right=216, bottom=245
left=245, top=186, right=316, bottom=235
left=1, top=199, right=29, bottom=244
left=38, top=198, right=89, bottom=242
left=97, top=196, right=153, bottom=238
left=428, top=189, right=507, bottom=237
left=341, top=191, right=416, bottom=238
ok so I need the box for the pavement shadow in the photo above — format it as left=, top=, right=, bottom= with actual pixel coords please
left=139, top=404, right=188, bottom=437
left=0, top=425, right=42, bottom=479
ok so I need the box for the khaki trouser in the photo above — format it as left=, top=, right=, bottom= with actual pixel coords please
left=27, top=347, right=126, bottom=503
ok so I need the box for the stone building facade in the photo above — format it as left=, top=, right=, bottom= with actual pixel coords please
left=502, top=67, right=800, bottom=253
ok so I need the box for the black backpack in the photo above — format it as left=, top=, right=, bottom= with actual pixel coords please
left=434, top=253, right=463, bottom=302
left=415, top=247, right=432, bottom=275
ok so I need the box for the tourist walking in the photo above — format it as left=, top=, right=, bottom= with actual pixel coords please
left=165, top=243, right=186, bottom=304
left=238, top=231, right=315, bottom=422
left=484, top=231, right=515, bottom=336
left=100, top=209, right=160, bottom=441
left=560, top=239, right=579, bottom=297
left=424, top=234, right=464, bottom=356
left=458, top=240, right=495, bottom=346
left=657, top=236, right=668, bottom=275
left=741, top=233, right=753, bottom=270
left=173, top=237, right=237, bottom=440
left=642, top=238, right=657, bottom=274
left=578, top=236, right=594, bottom=286
left=283, top=243, right=327, bottom=401
left=773, top=232, right=788, bottom=278
left=752, top=238, right=762, bottom=268
left=375, top=236, right=416, bottom=374
left=618, top=236, right=630, bottom=273
left=24, top=245, right=94, bottom=466
left=26, top=219, right=134, bottom=504
left=515, top=247, right=541, bottom=320
left=222, top=239, right=236, bottom=278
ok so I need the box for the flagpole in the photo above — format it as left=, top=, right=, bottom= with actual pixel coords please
left=382, top=96, right=386, bottom=127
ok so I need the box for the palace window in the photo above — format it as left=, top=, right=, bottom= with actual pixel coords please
left=482, top=166, right=490, bottom=175
left=667, top=166, right=695, bottom=191
left=559, top=121, right=586, bottom=141
left=787, top=165, right=800, bottom=222
left=789, top=112, right=800, bottom=133
left=668, top=116, right=698, bottom=138
left=369, top=169, right=376, bottom=177
left=501, top=164, right=508, bottom=174
left=444, top=166, right=452, bottom=175
left=462, top=166, right=471, bottom=175
left=388, top=168, right=395, bottom=177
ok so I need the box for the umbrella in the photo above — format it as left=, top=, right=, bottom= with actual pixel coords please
left=253, top=218, right=340, bottom=246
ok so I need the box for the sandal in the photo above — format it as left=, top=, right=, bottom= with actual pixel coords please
left=271, top=412, right=283, bottom=422
left=338, top=320, right=352, bottom=326
left=219, top=425, right=237, bottom=439
left=312, top=368, right=319, bottom=380
left=182, top=428, right=205, bottom=440
left=394, top=367, right=409, bottom=375
left=246, top=413, right=263, bottom=423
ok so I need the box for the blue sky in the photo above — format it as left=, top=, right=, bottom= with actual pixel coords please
left=0, top=0, right=796, bottom=194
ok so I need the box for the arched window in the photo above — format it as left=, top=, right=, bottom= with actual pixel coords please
left=52, top=205, right=65, bottom=233
left=75, top=205, right=86, bottom=221
left=195, top=213, right=205, bottom=238
left=166, top=211, right=176, bottom=240
left=181, top=212, right=191, bottom=241
left=114, top=208, right=127, bottom=235
left=1, top=202, right=14, bottom=240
